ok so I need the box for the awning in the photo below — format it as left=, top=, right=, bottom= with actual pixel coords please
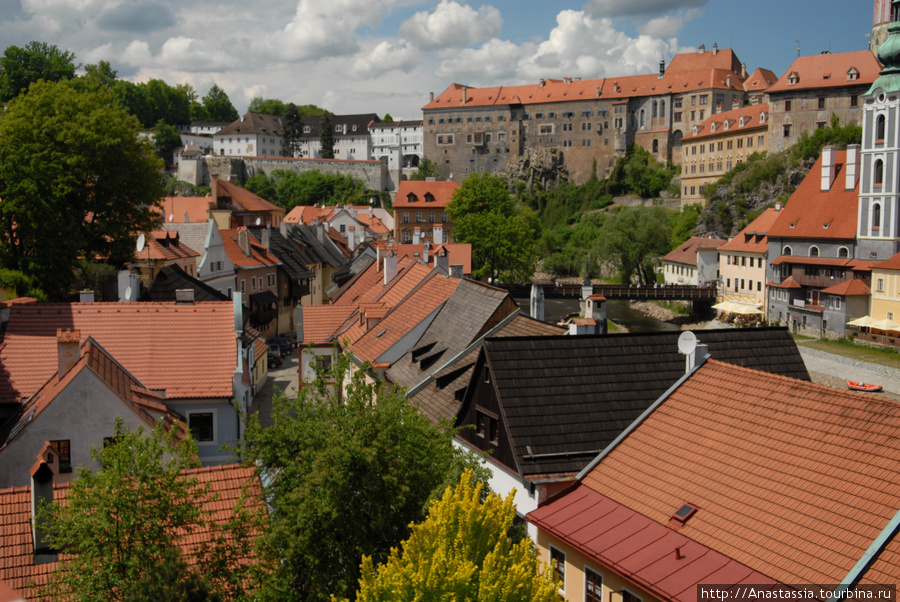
left=712, top=301, right=764, bottom=315
left=847, top=316, right=879, bottom=327
left=250, top=291, right=278, bottom=306
left=871, top=318, right=900, bottom=332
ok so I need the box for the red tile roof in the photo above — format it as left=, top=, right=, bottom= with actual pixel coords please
left=300, top=305, right=357, bottom=344
left=766, top=50, right=881, bottom=93
left=768, top=275, right=802, bottom=289
left=0, top=302, right=238, bottom=403
left=393, top=181, right=459, bottom=209
left=820, top=278, right=870, bottom=296
left=663, top=237, right=727, bottom=266
left=719, top=209, right=781, bottom=254
left=682, top=104, right=768, bottom=142
left=580, top=360, right=900, bottom=585
left=143, top=230, right=201, bottom=262
left=158, top=197, right=214, bottom=224
left=284, top=205, right=391, bottom=235
left=388, top=243, right=473, bottom=275
left=220, top=229, right=282, bottom=268
left=767, top=151, right=859, bottom=240
left=743, top=67, right=778, bottom=95
left=876, top=251, right=900, bottom=271
left=0, top=463, right=262, bottom=598
left=214, top=178, right=284, bottom=214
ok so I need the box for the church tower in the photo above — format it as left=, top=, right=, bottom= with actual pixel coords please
left=859, top=0, right=900, bottom=259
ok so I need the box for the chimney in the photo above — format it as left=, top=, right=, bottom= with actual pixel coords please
left=324, top=221, right=330, bottom=232
left=775, top=201, right=783, bottom=211
left=423, top=238, right=430, bottom=263
left=433, top=224, right=444, bottom=244
left=430, top=91, right=434, bottom=102
left=821, top=146, right=836, bottom=191
left=211, top=174, right=220, bottom=203
left=413, top=227, right=421, bottom=245
left=530, top=283, right=545, bottom=322
left=348, top=226, right=356, bottom=251
left=741, top=63, right=747, bottom=78
left=845, top=144, right=861, bottom=190
left=658, top=57, right=666, bottom=79
left=57, top=329, right=80, bottom=380
left=79, top=290, right=94, bottom=303
left=462, top=86, right=467, bottom=104
left=237, top=228, right=252, bottom=256
left=699, top=44, right=705, bottom=54
left=449, top=265, right=463, bottom=279
left=726, top=75, right=733, bottom=89
left=31, top=442, right=59, bottom=562
left=383, top=251, right=398, bottom=285
left=540, top=79, right=546, bottom=88
left=713, top=42, right=718, bottom=54
left=369, top=205, right=374, bottom=218
left=262, top=225, right=271, bottom=249
left=434, top=247, right=449, bottom=272
left=175, top=289, right=195, bottom=304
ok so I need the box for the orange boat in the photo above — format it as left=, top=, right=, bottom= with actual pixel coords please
left=847, top=381, right=883, bottom=392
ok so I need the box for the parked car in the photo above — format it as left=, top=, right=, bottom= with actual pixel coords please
left=269, top=337, right=293, bottom=356
left=267, top=349, right=283, bottom=369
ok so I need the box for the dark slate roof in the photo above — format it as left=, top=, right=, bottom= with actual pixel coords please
left=468, top=327, right=808, bottom=479
left=409, top=312, right=565, bottom=424
left=386, top=279, right=514, bottom=390
left=284, top=224, right=347, bottom=269
left=147, top=265, right=230, bottom=302
left=297, top=113, right=379, bottom=139
left=215, top=113, right=283, bottom=137
left=248, top=227, right=316, bottom=282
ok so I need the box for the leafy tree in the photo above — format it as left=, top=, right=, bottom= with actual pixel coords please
left=42, top=418, right=267, bottom=601
left=237, top=349, right=472, bottom=602
left=69, top=60, right=117, bottom=94
left=153, top=119, right=182, bottom=164
left=448, top=173, right=542, bottom=283
left=0, top=41, right=78, bottom=102
left=245, top=172, right=277, bottom=201
left=597, top=205, right=670, bottom=285
left=282, top=103, right=303, bottom=157
left=670, top=203, right=702, bottom=248
left=409, top=156, right=444, bottom=180
left=0, top=81, right=164, bottom=298
left=348, top=471, right=561, bottom=602
left=112, top=79, right=152, bottom=126
left=265, top=169, right=367, bottom=209
left=178, top=83, right=208, bottom=121
left=248, top=96, right=287, bottom=116
left=320, top=111, right=335, bottom=159
left=143, top=78, right=190, bottom=126
left=381, top=113, right=394, bottom=123
left=203, top=83, right=239, bottom=122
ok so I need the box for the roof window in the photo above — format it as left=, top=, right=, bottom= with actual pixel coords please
left=671, top=504, right=698, bottom=524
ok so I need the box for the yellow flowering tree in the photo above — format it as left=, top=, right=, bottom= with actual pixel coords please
left=346, top=470, right=561, bottom=602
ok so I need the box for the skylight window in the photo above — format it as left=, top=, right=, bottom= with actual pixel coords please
left=672, top=504, right=698, bottom=523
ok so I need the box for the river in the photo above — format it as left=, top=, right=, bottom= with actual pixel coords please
left=515, top=298, right=680, bottom=332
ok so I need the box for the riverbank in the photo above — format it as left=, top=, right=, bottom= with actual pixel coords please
left=627, top=300, right=713, bottom=331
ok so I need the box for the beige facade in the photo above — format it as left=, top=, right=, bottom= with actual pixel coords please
left=869, top=265, right=900, bottom=321
left=719, top=251, right=768, bottom=307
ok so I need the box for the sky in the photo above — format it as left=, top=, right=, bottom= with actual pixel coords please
left=0, top=0, right=876, bottom=120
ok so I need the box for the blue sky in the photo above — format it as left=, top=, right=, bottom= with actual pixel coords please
left=0, top=0, right=875, bottom=120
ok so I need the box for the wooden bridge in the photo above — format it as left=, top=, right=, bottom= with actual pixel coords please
left=502, top=283, right=718, bottom=301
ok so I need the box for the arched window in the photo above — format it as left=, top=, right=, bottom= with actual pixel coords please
left=660, top=100, right=665, bottom=116
left=673, top=130, right=683, bottom=147
left=873, top=203, right=882, bottom=230
left=809, top=246, right=820, bottom=257
left=652, top=139, right=659, bottom=153
left=877, top=114, right=886, bottom=142
left=875, top=159, right=884, bottom=186
left=640, top=109, right=645, bottom=127
left=782, top=246, right=792, bottom=256
left=652, top=101, right=658, bottom=118
left=838, top=246, right=849, bottom=258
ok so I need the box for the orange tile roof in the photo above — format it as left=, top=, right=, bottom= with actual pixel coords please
left=220, top=229, right=282, bottom=268
left=719, top=209, right=781, bottom=254
left=0, top=302, right=238, bottom=403
left=393, top=181, right=459, bottom=209
left=743, top=67, right=778, bottom=94
left=0, top=463, right=263, bottom=598
left=158, top=197, right=214, bottom=224
left=663, top=237, right=727, bottom=266
left=768, top=275, right=802, bottom=289
left=682, top=103, right=768, bottom=142
left=767, top=151, right=859, bottom=240
left=666, top=46, right=743, bottom=74
left=349, top=272, right=460, bottom=363
left=767, top=50, right=881, bottom=93
left=875, top=251, right=900, bottom=271
left=581, top=359, right=900, bottom=585
left=388, top=243, right=473, bottom=275
left=142, top=230, right=200, bottom=262
left=283, top=205, right=333, bottom=225
left=3, top=336, right=186, bottom=449
left=300, top=305, right=357, bottom=344
left=215, top=178, right=284, bottom=214
left=820, top=278, right=870, bottom=296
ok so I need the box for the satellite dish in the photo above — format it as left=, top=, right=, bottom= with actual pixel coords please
left=136, top=233, right=146, bottom=253
left=677, top=331, right=698, bottom=356
left=125, top=285, right=132, bottom=301
left=255, top=217, right=262, bottom=226
left=168, top=213, right=174, bottom=222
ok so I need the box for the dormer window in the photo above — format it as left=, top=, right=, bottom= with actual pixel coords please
left=760, top=111, right=767, bottom=124
left=407, top=193, right=417, bottom=203
left=788, top=72, right=799, bottom=86
left=847, top=68, right=859, bottom=81
left=303, top=126, right=311, bottom=133
left=425, top=193, right=435, bottom=203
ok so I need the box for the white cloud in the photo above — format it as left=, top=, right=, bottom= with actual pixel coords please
left=638, top=8, right=702, bottom=38
left=121, top=40, right=153, bottom=68
left=350, top=39, right=420, bottom=78
left=400, top=0, right=502, bottom=51
left=436, top=38, right=529, bottom=82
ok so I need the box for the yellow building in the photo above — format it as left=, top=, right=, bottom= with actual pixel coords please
left=717, top=207, right=781, bottom=313
left=680, top=103, right=768, bottom=205
left=869, top=251, right=900, bottom=322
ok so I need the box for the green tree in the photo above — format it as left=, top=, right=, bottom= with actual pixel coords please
left=0, top=41, right=78, bottom=102
left=42, top=418, right=267, bottom=601
left=381, top=113, right=394, bottom=123
left=670, top=203, right=701, bottom=248
left=409, top=156, right=444, bottom=180
left=248, top=96, right=287, bottom=116
left=282, top=103, right=303, bottom=157
left=245, top=172, right=277, bottom=201
left=348, top=471, right=561, bottom=602
left=0, top=81, right=164, bottom=298
left=448, top=173, right=542, bottom=283
left=112, top=79, right=152, bottom=126
left=203, top=83, right=239, bottom=122
left=143, top=78, right=190, bottom=126
left=153, top=119, right=182, bottom=164
left=69, top=60, right=118, bottom=94
left=237, top=350, right=470, bottom=602
left=597, top=205, right=670, bottom=285
left=320, top=111, right=335, bottom=159
left=268, top=169, right=367, bottom=209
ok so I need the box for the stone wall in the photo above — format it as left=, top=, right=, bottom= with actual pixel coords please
left=178, top=156, right=390, bottom=190
left=611, top=195, right=682, bottom=211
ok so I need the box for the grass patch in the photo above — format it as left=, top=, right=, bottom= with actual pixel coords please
left=795, top=337, right=900, bottom=369
left=654, top=300, right=691, bottom=316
